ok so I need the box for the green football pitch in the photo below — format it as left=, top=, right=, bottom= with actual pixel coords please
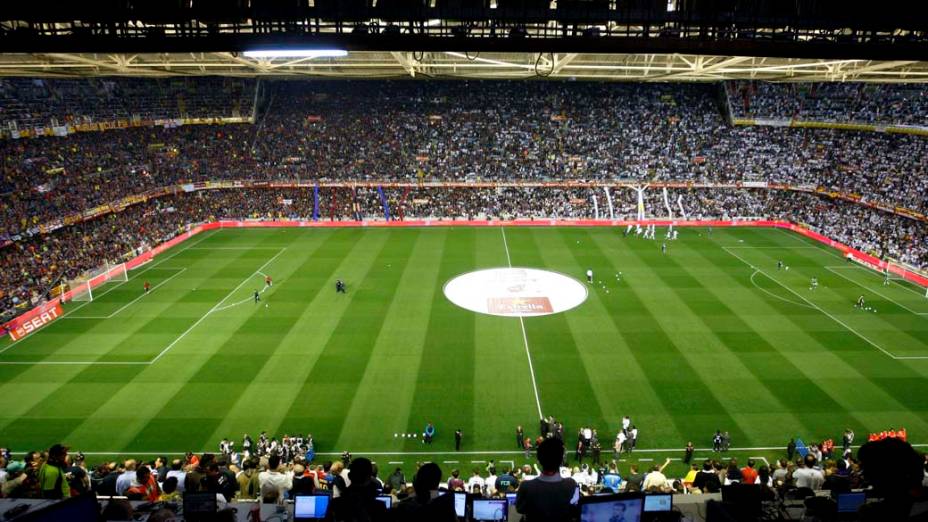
left=2, top=226, right=927, bottom=469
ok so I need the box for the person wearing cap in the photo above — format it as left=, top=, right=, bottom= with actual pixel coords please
left=2, top=461, right=29, bottom=497
left=67, top=452, right=91, bottom=496
left=38, top=444, right=71, bottom=499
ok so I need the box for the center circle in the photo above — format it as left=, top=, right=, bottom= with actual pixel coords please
left=443, top=267, right=589, bottom=317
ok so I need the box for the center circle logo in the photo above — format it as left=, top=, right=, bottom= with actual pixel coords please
left=443, top=267, right=588, bottom=317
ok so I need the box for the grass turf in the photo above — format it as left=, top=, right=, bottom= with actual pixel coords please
left=1, top=226, right=927, bottom=476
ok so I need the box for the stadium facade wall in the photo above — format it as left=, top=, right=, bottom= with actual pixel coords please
left=5, top=219, right=927, bottom=341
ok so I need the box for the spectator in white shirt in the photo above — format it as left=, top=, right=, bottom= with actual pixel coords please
left=485, top=467, right=498, bottom=496
left=793, top=456, right=825, bottom=490
left=258, top=455, right=292, bottom=499
left=164, top=460, right=186, bottom=494
left=466, top=469, right=485, bottom=495
left=115, top=460, right=137, bottom=496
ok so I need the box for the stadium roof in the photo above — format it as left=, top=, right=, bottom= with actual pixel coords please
left=1, top=52, right=927, bottom=82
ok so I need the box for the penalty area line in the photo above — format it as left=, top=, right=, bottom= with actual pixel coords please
left=723, top=247, right=908, bottom=361
left=0, top=230, right=218, bottom=360
left=749, top=270, right=815, bottom=310
left=824, top=266, right=928, bottom=318
left=63, top=268, right=188, bottom=320
left=500, top=227, right=545, bottom=421
left=148, top=248, right=287, bottom=364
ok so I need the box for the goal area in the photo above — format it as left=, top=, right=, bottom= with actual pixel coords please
left=68, top=262, right=128, bottom=302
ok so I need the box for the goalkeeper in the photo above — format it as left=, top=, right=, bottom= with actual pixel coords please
left=855, top=295, right=875, bottom=312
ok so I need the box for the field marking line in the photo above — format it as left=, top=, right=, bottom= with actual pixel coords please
left=722, top=246, right=907, bottom=361
left=212, top=275, right=275, bottom=313
left=443, top=461, right=459, bottom=464
left=824, top=266, right=928, bottom=318
left=749, top=270, right=816, bottom=310
left=0, top=230, right=217, bottom=359
left=775, top=228, right=846, bottom=261
left=148, top=248, right=287, bottom=364
left=827, top=263, right=928, bottom=299
left=889, top=280, right=928, bottom=299
left=41, top=444, right=928, bottom=456
left=500, top=227, right=545, bottom=421
left=388, top=461, right=404, bottom=465
left=0, top=360, right=151, bottom=366
left=724, top=246, right=823, bottom=250
left=777, top=228, right=928, bottom=298
left=751, top=456, right=771, bottom=468
left=63, top=268, right=188, bottom=320
left=186, top=247, right=285, bottom=250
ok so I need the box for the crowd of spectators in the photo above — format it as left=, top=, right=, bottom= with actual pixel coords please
left=1, top=434, right=927, bottom=521
left=3, top=185, right=925, bottom=324
left=3, top=79, right=928, bottom=241
left=2, top=79, right=926, bottom=322
left=0, top=77, right=255, bottom=131
left=727, top=81, right=928, bottom=126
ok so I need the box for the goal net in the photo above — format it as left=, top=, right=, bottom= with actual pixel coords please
left=68, top=262, right=128, bottom=302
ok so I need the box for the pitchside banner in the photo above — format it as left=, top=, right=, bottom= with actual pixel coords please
left=8, top=302, right=63, bottom=341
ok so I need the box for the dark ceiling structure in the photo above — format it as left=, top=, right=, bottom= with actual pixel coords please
left=2, top=1, right=927, bottom=60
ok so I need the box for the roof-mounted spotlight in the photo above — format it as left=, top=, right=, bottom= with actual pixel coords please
left=242, top=49, right=348, bottom=59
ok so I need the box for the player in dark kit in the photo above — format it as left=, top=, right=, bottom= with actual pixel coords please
left=336, top=279, right=346, bottom=293
left=254, top=290, right=260, bottom=303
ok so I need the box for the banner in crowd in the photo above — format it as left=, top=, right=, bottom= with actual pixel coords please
left=2, top=116, right=253, bottom=140
left=732, top=117, right=928, bottom=136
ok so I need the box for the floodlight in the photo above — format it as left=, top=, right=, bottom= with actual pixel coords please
left=242, top=49, right=348, bottom=58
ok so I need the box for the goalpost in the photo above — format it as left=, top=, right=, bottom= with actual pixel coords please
left=68, top=262, right=128, bottom=302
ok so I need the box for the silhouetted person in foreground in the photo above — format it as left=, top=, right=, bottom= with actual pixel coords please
left=394, top=462, right=456, bottom=522
left=857, top=437, right=928, bottom=522
left=516, top=437, right=579, bottom=522
left=333, top=457, right=389, bottom=522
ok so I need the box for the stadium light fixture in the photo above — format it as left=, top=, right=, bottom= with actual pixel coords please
left=242, top=49, right=348, bottom=59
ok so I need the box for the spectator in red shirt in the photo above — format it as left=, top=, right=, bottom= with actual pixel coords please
left=126, top=466, right=160, bottom=502
left=741, top=459, right=759, bottom=485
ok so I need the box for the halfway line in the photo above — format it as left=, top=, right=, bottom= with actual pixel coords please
left=500, top=227, right=545, bottom=420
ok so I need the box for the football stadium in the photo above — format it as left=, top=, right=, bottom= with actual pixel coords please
left=1, top=2, right=928, bottom=521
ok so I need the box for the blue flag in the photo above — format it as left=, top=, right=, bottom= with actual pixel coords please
left=377, top=186, right=391, bottom=221
left=312, top=184, right=319, bottom=222
left=795, top=438, right=809, bottom=458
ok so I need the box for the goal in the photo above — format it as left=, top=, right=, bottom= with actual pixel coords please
left=69, top=262, right=128, bottom=302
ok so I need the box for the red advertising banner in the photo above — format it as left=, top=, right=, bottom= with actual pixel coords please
left=8, top=302, right=63, bottom=341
